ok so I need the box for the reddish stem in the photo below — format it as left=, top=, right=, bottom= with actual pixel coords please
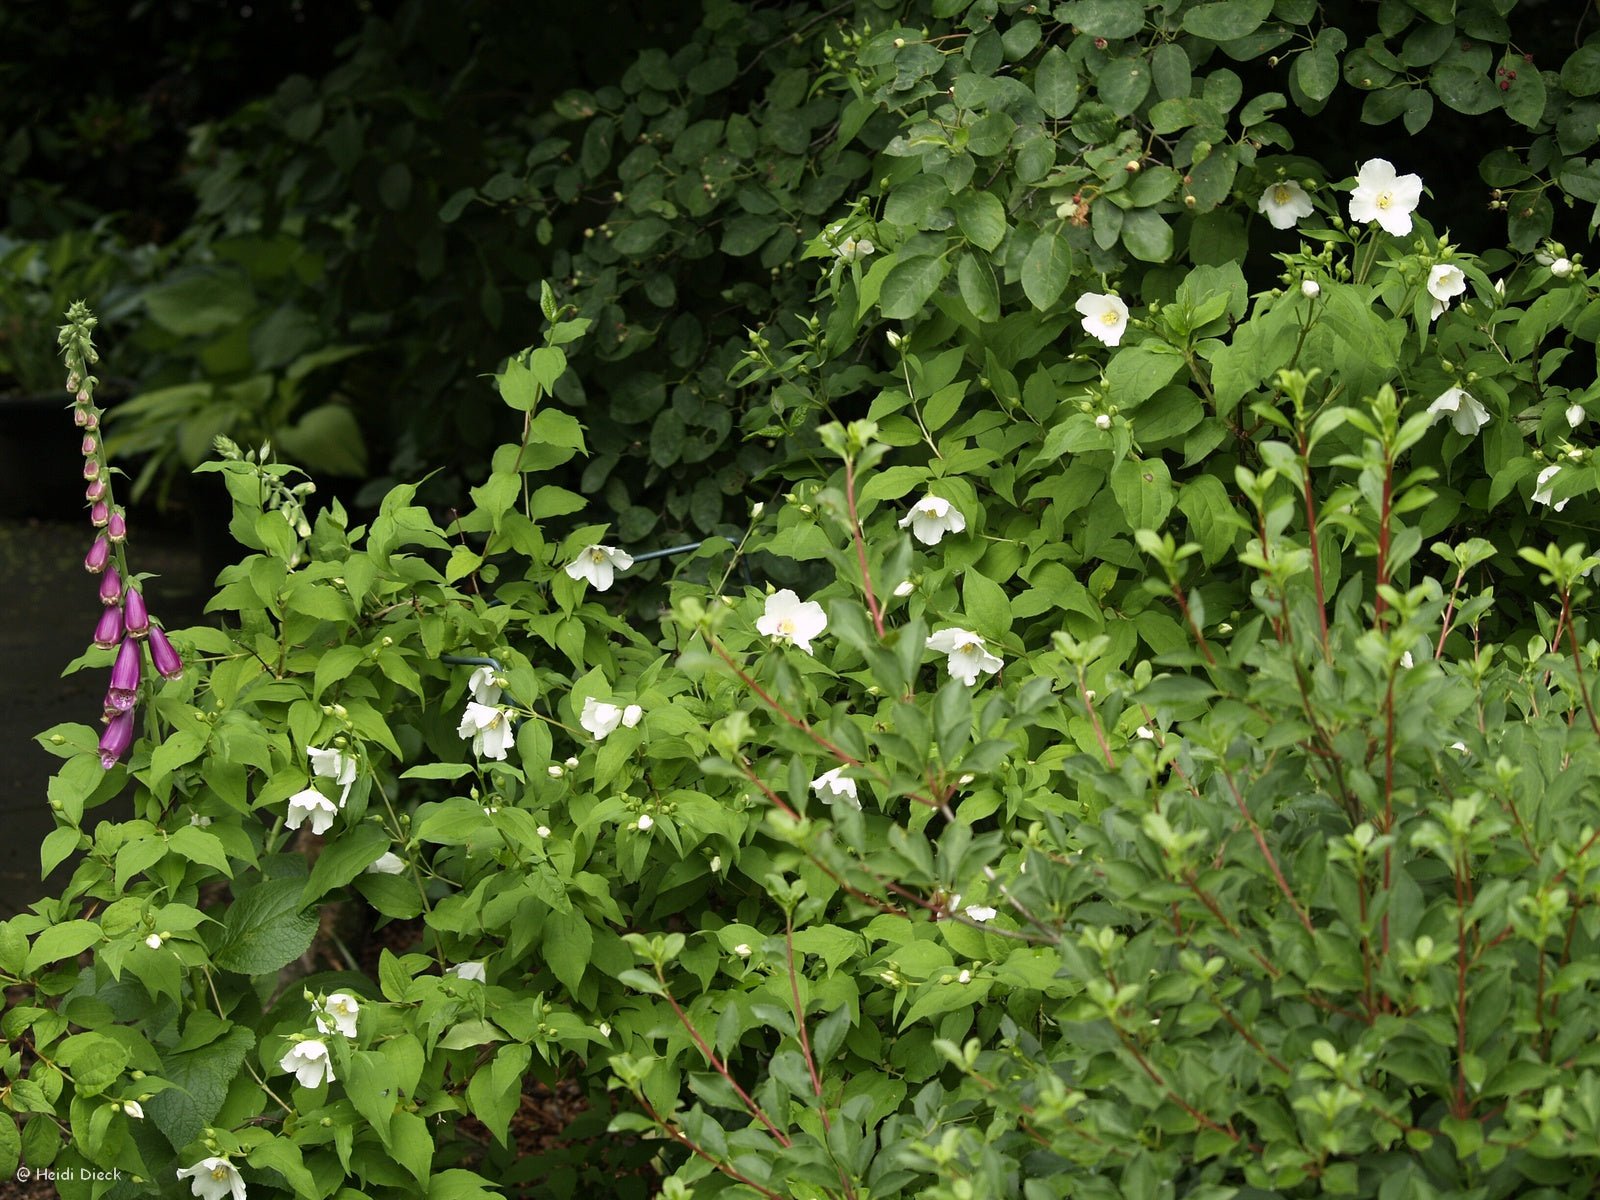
left=844, top=457, right=886, bottom=639
left=1298, top=432, right=1331, bottom=661
left=635, top=1095, right=786, bottom=1200
left=1373, top=452, right=1393, bottom=629
left=657, top=974, right=792, bottom=1147
left=1220, top=766, right=1314, bottom=937
left=1561, top=590, right=1600, bottom=738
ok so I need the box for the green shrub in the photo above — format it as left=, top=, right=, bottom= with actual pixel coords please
left=9, top=1, right=1600, bottom=1198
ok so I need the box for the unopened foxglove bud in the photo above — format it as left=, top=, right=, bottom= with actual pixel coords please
left=85, top=479, right=106, bottom=502
left=83, top=457, right=100, bottom=481
left=125, top=588, right=150, bottom=638
left=92, top=605, right=124, bottom=649
left=107, top=509, right=127, bottom=542
left=99, top=711, right=134, bottom=769
left=106, top=637, right=142, bottom=712
left=81, top=434, right=97, bottom=457
left=148, top=625, right=183, bottom=679
left=91, top=500, right=110, bottom=527
left=99, top=567, right=122, bottom=606
left=84, top=536, right=110, bottom=574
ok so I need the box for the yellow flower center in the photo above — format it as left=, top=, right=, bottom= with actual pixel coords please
left=777, top=617, right=795, bottom=635
left=960, top=644, right=979, bottom=655
left=211, top=1166, right=231, bottom=1181
left=1101, top=310, right=1119, bottom=325
left=1273, top=185, right=1291, bottom=204
left=1376, top=191, right=1392, bottom=210
left=590, top=549, right=606, bottom=563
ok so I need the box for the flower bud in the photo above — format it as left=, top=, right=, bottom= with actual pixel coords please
left=1300, top=279, right=1320, bottom=298
left=1567, top=403, right=1586, bottom=429
left=100, top=567, right=123, bottom=606
left=81, top=434, right=99, bottom=457
left=91, top=500, right=110, bottom=527
left=107, top=510, right=127, bottom=543
left=85, top=478, right=106, bottom=502
left=84, top=536, right=110, bottom=574
left=1552, top=257, right=1574, bottom=277
left=125, top=588, right=150, bottom=638
left=1095, top=414, right=1112, bottom=431
left=73, top=405, right=96, bottom=429
left=83, top=457, right=100, bottom=481
left=92, top=605, right=124, bottom=650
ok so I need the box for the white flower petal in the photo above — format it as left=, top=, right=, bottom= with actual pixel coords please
left=1074, top=292, right=1130, bottom=347
left=1256, top=180, right=1314, bottom=230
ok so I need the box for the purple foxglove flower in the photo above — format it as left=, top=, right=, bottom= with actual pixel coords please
left=90, top=500, right=110, bottom=526
left=93, top=606, right=124, bottom=650
left=99, top=567, right=122, bottom=606
left=84, top=536, right=110, bottom=574
left=81, top=434, right=98, bottom=457
left=148, top=625, right=183, bottom=679
left=125, top=588, right=149, bottom=637
left=85, top=479, right=106, bottom=502
left=99, top=711, right=134, bottom=769
left=107, top=510, right=127, bottom=543
left=83, top=457, right=100, bottom=480
left=106, top=637, right=142, bottom=712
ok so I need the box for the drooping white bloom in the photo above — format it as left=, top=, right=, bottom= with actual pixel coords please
left=1075, top=292, right=1130, bottom=347
left=279, top=1039, right=335, bottom=1088
left=307, top=746, right=356, bottom=806
left=898, top=494, right=967, bottom=545
left=448, top=961, right=487, bottom=983
left=145, top=933, right=163, bottom=950
left=965, top=905, right=998, bottom=923
left=564, top=544, right=633, bottom=591
left=1426, top=387, right=1491, bottom=436
left=1349, top=159, right=1423, bottom=236
left=316, top=993, right=361, bottom=1039
left=636, top=813, right=655, bottom=831
left=1568, top=403, right=1586, bottom=429
left=926, top=627, right=1004, bottom=686
left=733, top=943, right=753, bottom=957
left=756, top=589, right=829, bottom=653
left=176, top=1157, right=246, bottom=1200
left=1551, top=257, right=1574, bottom=278
left=285, top=788, right=338, bottom=836
left=1427, top=264, right=1466, bottom=306
left=811, top=767, right=861, bottom=810
left=366, top=852, right=406, bottom=875
left=468, top=666, right=502, bottom=706
left=1533, top=464, right=1570, bottom=512
left=1301, top=279, right=1321, bottom=298
left=457, top=702, right=514, bottom=761
left=123, top=1100, right=144, bottom=1119
left=1256, top=180, right=1314, bottom=230
left=835, top=236, right=875, bottom=262
left=580, top=696, right=628, bottom=740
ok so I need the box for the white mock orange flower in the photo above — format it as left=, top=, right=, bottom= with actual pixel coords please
left=285, top=788, right=338, bottom=836
left=898, top=494, right=967, bottom=545
left=1257, top=180, right=1313, bottom=229
left=1426, top=387, right=1490, bottom=436
left=565, top=544, right=633, bottom=591
left=279, top=1039, right=335, bottom=1088
left=926, top=627, right=1003, bottom=686
left=176, top=1157, right=246, bottom=1200
left=1074, top=292, right=1130, bottom=347
left=1349, top=159, right=1423, bottom=236
left=811, top=767, right=861, bottom=810
left=756, top=589, right=828, bottom=653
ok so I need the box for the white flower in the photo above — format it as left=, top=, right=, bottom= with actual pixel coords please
left=1301, top=279, right=1321, bottom=298
left=145, top=933, right=163, bottom=950
left=1349, top=158, right=1423, bottom=236
left=547, top=765, right=564, bottom=777
left=622, top=704, right=643, bottom=728
left=580, top=696, right=628, bottom=740
left=448, top=961, right=487, bottom=983
left=926, top=627, right=1004, bottom=686
left=957, top=969, right=973, bottom=984
left=1568, top=403, right=1586, bottom=429
left=307, top=746, right=356, bottom=806
left=565, top=544, right=633, bottom=591
left=1552, top=257, right=1574, bottom=277
left=457, top=701, right=514, bottom=761
left=811, top=767, right=861, bottom=810
left=366, top=852, right=406, bottom=875
left=123, top=1100, right=144, bottom=1119
left=1094, top=413, right=1112, bottom=431
left=537, top=825, right=552, bottom=838
left=886, top=330, right=903, bottom=348
left=189, top=813, right=213, bottom=827
left=1494, top=277, right=1506, bottom=296
left=756, top=589, right=829, bottom=653
left=468, top=666, right=502, bottom=706
left=564, top=755, right=579, bottom=767
left=1401, top=651, right=1415, bottom=669
left=285, top=787, right=338, bottom=836
left=1427, top=263, right=1466, bottom=306
left=835, top=236, right=875, bottom=262
left=279, top=1039, right=335, bottom=1088
left=1256, top=180, right=1314, bottom=230
left=893, top=579, right=916, bottom=597
left=1533, top=464, right=1570, bottom=512
left=1135, top=725, right=1156, bottom=740
left=636, top=813, right=655, bottom=831
left=709, top=855, right=722, bottom=872
left=1426, top=387, right=1491, bottom=436
left=1429, top=296, right=1448, bottom=322
left=733, top=943, right=753, bottom=957
left=316, top=993, right=361, bottom=1039
left=965, top=905, right=998, bottom=923
left=1075, top=292, right=1130, bottom=347
left=897, top=494, right=967, bottom=545
left=177, top=1157, right=246, bottom=1200
left=1451, top=741, right=1469, bottom=753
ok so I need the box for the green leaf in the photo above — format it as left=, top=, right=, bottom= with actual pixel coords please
left=879, top=256, right=950, bottom=320
left=24, top=919, right=101, bottom=974
left=1110, top=458, right=1175, bottom=531
left=614, top=216, right=672, bottom=256
left=1296, top=36, right=1341, bottom=103
left=277, top=404, right=368, bottom=477
left=1021, top=232, right=1072, bottom=311
left=147, top=1025, right=254, bottom=1150
left=347, top=1049, right=399, bottom=1141
left=1182, top=0, right=1273, bottom=41
left=1120, top=207, right=1173, bottom=262
left=301, top=824, right=391, bottom=904
left=211, top=878, right=318, bottom=975
left=954, top=190, right=1007, bottom=251
left=1034, top=46, right=1079, bottom=118
left=956, top=253, right=1000, bottom=323
left=962, top=571, right=1013, bottom=640
left=542, top=908, right=593, bottom=994
left=1054, top=0, right=1144, bottom=38
left=1176, top=474, right=1238, bottom=564
left=143, top=269, right=255, bottom=337
left=467, top=1043, right=533, bottom=1146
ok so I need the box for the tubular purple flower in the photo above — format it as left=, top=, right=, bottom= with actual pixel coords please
left=93, top=606, right=124, bottom=650
left=84, top=536, right=110, bottom=574
left=148, top=625, right=183, bottom=679
left=107, top=510, right=127, bottom=543
left=98, top=711, right=133, bottom=770
left=106, top=637, right=142, bottom=712
left=85, top=479, right=106, bottom=502
left=124, top=588, right=150, bottom=637
left=90, top=500, right=109, bottom=526
left=99, top=567, right=122, bottom=606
